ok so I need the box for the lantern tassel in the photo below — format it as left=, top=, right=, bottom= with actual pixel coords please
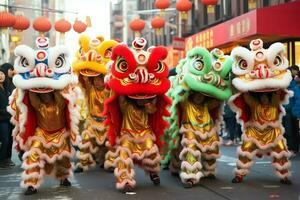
left=159, top=9, right=166, bottom=16
left=207, top=5, right=215, bottom=14
left=181, top=12, right=188, bottom=20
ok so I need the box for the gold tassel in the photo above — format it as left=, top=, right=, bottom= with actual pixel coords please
left=207, top=5, right=215, bottom=14
left=86, top=16, right=92, bottom=27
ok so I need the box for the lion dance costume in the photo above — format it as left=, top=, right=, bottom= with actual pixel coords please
left=162, top=47, right=233, bottom=187
left=229, top=39, right=293, bottom=184
left=104, top=37, right=171, bottom=192
left=8, top=37, right=81, bottom=195
left=72, top=35, right=118, bottom=172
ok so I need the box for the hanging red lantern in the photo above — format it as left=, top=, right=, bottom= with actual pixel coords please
left=73, top=20, right=87, bottom=33
left=129, top=18, right=145, bottom=37
left=155, top=0, right=171, bottom=16
left=201, top=0, right=218, bottom=13
left=13, top=15, right=30, bottom=31
left=55, top=18, right=71, bottom=33
left=151, top=16, right=165, bottom=35
left=0, top=11, right=16, bottom=28
left=33, top=16, right=51, bottom=35
left=176, top=0, right=192, bottom=20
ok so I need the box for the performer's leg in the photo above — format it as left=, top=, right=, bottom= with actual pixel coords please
left=95, top=144, right=107, bottom=168
left=75, top=118, right=106, bottom=172
left=232, top=141, right=257, bottom=183
left=21, top=148, right=44, bottom=195
left=141, top=141, right=161, bottom=185
left=75, top=132, right=97, bottom=172
left=114, top=144, right=135, bottom=192
left=169, top=146, right=182, bottom=176
left=271, top=139, right=292, bottom=185
left=104, top=142, right=116, bottom=171
left=56, top=156, right=73, bottom=187
left=202, top=146, right=220, bottom=178
left=179, top=131, right=203, bottom=187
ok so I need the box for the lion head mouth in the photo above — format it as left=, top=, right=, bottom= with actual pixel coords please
left=80, top=69, right=101, bottom=77
left=127, top=94, right=157, bottom=100
left=29, top=88, right=54, bottom=93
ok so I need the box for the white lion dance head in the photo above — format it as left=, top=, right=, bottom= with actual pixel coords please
left=13, top=37, right=76, bottom=93
left=231, top=39, right=292, bottom=92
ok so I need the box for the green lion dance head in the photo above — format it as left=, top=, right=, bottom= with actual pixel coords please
left=162, top=47, right=233, bottom=165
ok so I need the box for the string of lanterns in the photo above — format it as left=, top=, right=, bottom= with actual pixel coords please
left=129, top=0, right=219, bottom=36
left=0, top=11, right=87, bottom=34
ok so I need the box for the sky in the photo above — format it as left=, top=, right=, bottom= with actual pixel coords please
left=64, top=0, right=111, bottom=59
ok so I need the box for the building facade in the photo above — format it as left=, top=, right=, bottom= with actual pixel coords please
left=185, top=0, right=300, bottom=67
left=109, top=0, right=300, bottom=68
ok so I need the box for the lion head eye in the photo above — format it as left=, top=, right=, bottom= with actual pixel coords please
left=55, top=54, right=66, bottom=68
left=20, top=56, right=29, bottom=68
left=104, top=48, right=112, bottom=58
left=192, top=56, right=204, bottom=71
left=155, top=61, right=165, bottom=73
left=116, top=58, right=128, bottom=73
left=237, top=59, right=248, bottom=70
left=274, top=55, right=283, bottom=66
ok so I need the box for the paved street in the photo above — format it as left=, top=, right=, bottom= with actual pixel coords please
left=0, top=145, right=299, bottom=200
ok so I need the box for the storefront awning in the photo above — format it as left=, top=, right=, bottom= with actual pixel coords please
left=185, top=1, right=300, bottom=52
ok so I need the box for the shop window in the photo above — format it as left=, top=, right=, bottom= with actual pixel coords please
left=225, top=0, right=232, bottom=17
left=204, top=5, right=208, bottom=25
left=263, top=0, right=269, bottom=7
left=215, top=4, right=221, bottom=20
left=243, top=0, right=249, bottom=13
left=295, top=42, right=300, bottom=67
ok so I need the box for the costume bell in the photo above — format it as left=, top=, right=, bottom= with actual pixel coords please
left=72, top=35, right=118, bottom=172
left=162, top=47, right=233, bottom=187
left=8, top=37, right=81, bottom=195
left=229, top=39, right=293, bottom=185
left=104, top=37, right=171, bottom=193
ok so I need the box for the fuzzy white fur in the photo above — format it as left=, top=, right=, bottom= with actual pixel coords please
left=116, top=179, right=136, bottom=190
left=236, top=159, right=255, bottom=169
left=236, top=146, right=257, bottom=159
left=114, top=168, right=136, bottom=190
left=76, top=161, right=96, bottom=171
left=181, top=161, right=202, bottom=171
left=234, top=168, right=250, bottom=176
left=202, top=152, right=220, bottom=159
left=202, top=161, right=217, bottom=171
left=272, top=160, right=291, bottom=171
left=13, top=74, right=78, bottom=94
left=113, top=157, right=134, bottom=167
left=181, top=138, right=221, bottom=152
left=270, top=150, right=292, bottom=159
left=180, top=171, right=203, bottom=184
left=267, top=43, right=288, bottom=70
left=231, top=47, right=254, bottom=75
left=116, top=132, right=156, bottom=144
left=142, top=154, right=161, bottom=166
left=179, top=147, right=201, bottom=160
left=274, top=170, right=291, bottom=179
left=232, top=71, right=292, bottom=93
left=14, top=45, right=36, bottom=71
left=47, top=45, right=70, bottom=74
left=179, top=126, right=219, bottom=140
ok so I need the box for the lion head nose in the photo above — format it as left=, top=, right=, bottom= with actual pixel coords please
left=84, top=50, right=101, bottom=62
left=251, top=64, right=271, bottom=79
left=128, top=67, right=154, bottom=83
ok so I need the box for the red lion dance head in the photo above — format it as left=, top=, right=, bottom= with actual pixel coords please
left=104, top=37, right=171, bottom=147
